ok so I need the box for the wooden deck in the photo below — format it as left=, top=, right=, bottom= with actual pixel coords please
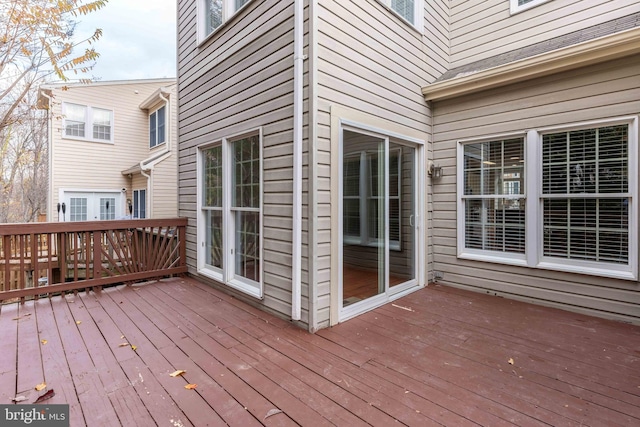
left=0, top=277, right=639, bottom=426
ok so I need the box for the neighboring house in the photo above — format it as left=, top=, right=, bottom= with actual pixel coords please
left=39, top=79, right=178, bottom=222
left=177, top=0, right=640, bottom=331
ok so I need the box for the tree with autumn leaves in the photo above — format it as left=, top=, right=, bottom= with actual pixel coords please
left=0, top=0, right=107, bottom=222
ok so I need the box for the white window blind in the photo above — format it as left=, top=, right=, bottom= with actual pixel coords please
left=542, top=125, right=629, bottom=264
left=462, top=138, right=525, bottom=253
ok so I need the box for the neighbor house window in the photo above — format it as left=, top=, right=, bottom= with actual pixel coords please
left=458, top=117, right=637, bottom=280
left=378, top=0, right=423, bottom=28
left=69, top=197, right=87, bottom=222
left=202, top=0, right=252, bottom=39
left=510, top=0, right=552, bottom=14
left=150, top=105, right=166, bottom=148
left=63, top=103, right=113, bottom=142
left=100, top=197, right=116, bottom=220
left=133, top=189, right=146, bottom=219
left=200, top=132, right=262, bottom=298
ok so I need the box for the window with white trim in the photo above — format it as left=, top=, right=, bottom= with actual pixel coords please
left=62, top=103, right=113, bottom=143
left=133, top=189, right=146, bottom=219
left=201, top=0, right=251, bottom=39
left=100, top=197, right=116, bottom=220
left=510, top=0, right=552, bottom=15
left=69, top=197, right=87, bottom=222
left=200, top=132, right=262, bottom=297
left=541, top=125, right=629, bottom=264
left=150, top=105, right=166, bottom=148
left=378, top=0, right=423, bottom=29
left=462, top=138, right=526, bottom=254
left=458, top=118, right=638, bottom=280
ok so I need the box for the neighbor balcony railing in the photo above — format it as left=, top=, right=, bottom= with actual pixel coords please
left=0, top=218, right=187, bottom=302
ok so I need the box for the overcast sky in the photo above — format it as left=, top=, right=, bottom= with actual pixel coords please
left=73, top=0, right=177, bottom=82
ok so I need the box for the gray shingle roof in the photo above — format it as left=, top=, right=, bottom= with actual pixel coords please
left=436, top=12, right=640, bottom=82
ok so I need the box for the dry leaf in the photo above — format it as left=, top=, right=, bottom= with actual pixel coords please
left=35, top=382, right=47, bottom=391
left=120, top=335, right=125, bottom=339
left=170, top=370, right=186, bottom=377
left=11, top=395, right=27, bottom=402
left=131, top=345, right=138, bottom=351
left=76, top=320, right=82, bottom=325
left=264, top=409, right=283, bottom=420
left=184, top=384, right=197, bottom=390
left=118, top=342, right=129, bottom=347
left=41, top=339, right=48, bottom=345
left=34, top=389, right=55, bottom=404
left=508, top=358, right=515, bottom=365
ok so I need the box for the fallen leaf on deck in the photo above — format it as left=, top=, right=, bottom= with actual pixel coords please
left=120, top=335, right=125, bottom=339
left=76, top=320, right=82, bottom=325
left=33, top=389, right=55, bottom=403
left=118, top=342, right=129, bottom=347
left=184, top=384, right=197, bottom=390
left=11, top=313, right=31, bottom=321
left=40, top=339, right=48, bottom=345
left=35, top=382, right=47, bottom=391
left=11, top=396, right=27, bottom=403
left=170, top=370, right=186, bottom=377
left=264, top=409, right=282, bottom=420
left=508, top=358, right=515, bottom=365
left=131, top=345, right=138, bottom=351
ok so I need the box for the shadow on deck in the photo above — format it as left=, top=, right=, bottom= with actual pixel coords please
left=0, top=277, right=638, bottom=426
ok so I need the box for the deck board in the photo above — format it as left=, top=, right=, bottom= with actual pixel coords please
left=1, top=277, right=639, bottom=426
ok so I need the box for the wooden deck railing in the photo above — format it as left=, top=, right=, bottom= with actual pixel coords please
left=0, top=218, right=188, bottom=302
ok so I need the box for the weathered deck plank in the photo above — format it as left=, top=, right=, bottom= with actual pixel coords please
left=1, top=277, right=639, bottom=426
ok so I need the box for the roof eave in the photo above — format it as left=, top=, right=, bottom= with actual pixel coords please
left=422, top=27, right=640, bottom=102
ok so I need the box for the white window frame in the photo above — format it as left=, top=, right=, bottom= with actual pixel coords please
left=197, top=128, right=263, bottom=299
left=457, top=116, right=638, bottom=280
left=149, top=105, right=166, bottom=148
left=510, top=0, right=552, bottom=15
left=133, top=189, right=146, bottom=219
left=377, top=0, right=424, bottom=31
left=198, top=0, right=253, bottom=43
left=62, top=102, right=113, bottom=143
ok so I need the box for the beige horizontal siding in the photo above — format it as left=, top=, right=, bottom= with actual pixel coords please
left=48, top=79, right=176, bottom=219
left=177, top=0, right=305, bottom=323
left=449, top=0, right=638, bottom=68
left=432, top=55, right=640, bottom=324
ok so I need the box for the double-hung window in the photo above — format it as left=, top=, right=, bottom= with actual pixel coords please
left=458, top=117, right=638, bottom=280
left=200, top=132, right=262, bottom=298
left=150, top=106, right=166, bottom=148
left=378, top=0, right=423, bottom=29
left=201, top=0, right=252, bottom=39
left=63, top=103, right=113, bottom=143
left=510, top=0, right=552, bottom=14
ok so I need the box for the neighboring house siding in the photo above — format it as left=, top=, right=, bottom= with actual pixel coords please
left=449, top=0, right=637, bottom=68
left=48, top=80, right=175, bottom=220
left=432, top=55, right=640, bottom=323
left=317, top=0, right=435, bottom=326
left=145, top=86, right=179, bottom=219
left=177, top=1, right=302, bottom=321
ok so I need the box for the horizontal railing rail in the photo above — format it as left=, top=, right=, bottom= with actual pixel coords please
left=0, top=218, right=188, bottom=302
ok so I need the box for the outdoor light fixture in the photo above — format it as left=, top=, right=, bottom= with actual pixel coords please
left=428, top=162, right=443, bottom=179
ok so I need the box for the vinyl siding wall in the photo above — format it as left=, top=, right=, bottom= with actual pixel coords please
left=47, top=80, right=176, bottom=220
left=177, top=1, right=304, bottom=322
left=449, top=0, right=638, bottom=68
left=431, top=55, right=640, bottom=323
left=316, top=0, right=447, bottom=326
left=145, top=85, right=179, bottom=219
